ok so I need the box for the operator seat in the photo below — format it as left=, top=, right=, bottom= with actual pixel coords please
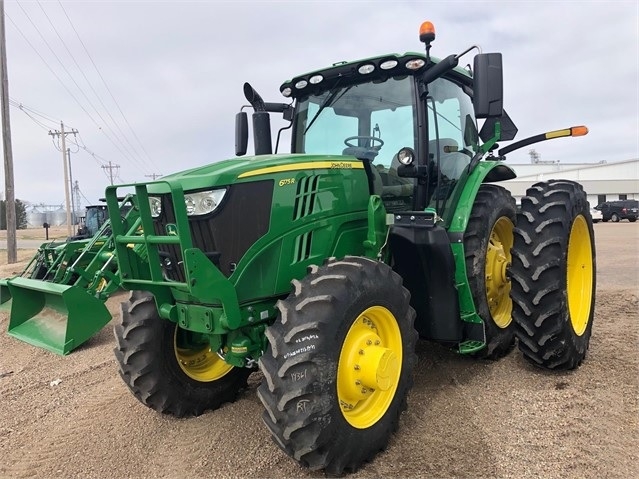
left=430, top=138, right=470, bottom=180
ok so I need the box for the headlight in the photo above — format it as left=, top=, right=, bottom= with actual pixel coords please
left=397, top=147, right=416, bottom=166
left=184, top=189, right=226, bottom=216
left=149, top=196, right=162, bottom=217
left=149, top=189, right=226, bottom=218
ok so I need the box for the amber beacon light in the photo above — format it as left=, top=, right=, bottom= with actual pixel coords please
left=419, top=21, right=436, bottom=43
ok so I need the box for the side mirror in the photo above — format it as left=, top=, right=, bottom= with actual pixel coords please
left=235, top=112, right=248, bottom=156
left=473, top=53, right=503, bottom=119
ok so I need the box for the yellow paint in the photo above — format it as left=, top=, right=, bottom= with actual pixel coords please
left=238, top=161, right=364, bottom=179
left=485, top=216, right=515, bottom=328
left=567, top=215, right=593, bottom=336
left=337, top=306, right=402, bottom=429
left=545, top=129, right=571, bottom=139
left=174, top=329, right=233, bottom=382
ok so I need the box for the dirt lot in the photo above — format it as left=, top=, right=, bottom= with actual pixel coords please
left=0, top=223, right=637, bottom=478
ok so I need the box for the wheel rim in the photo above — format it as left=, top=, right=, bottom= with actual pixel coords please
left=567, top=215, right=593, bottom=336
left=485, top=216, right=514, bottom=328
left=337, top=306, right=402, bottom=429
left=174, top=329, right=233, bottom=382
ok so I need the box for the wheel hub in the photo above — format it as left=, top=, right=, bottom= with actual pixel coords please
left=337, top=306, right=402, bottom=429
left=174, top=328, right=233, bottom=382
left=484, top=217, right=514, bottom=328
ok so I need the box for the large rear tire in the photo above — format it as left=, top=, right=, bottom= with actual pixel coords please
left=257, top=257, right=417, bottom=475
left=511, top=180, right=596, bottom=370
left=113, top=291, right=250, bottom=417
left=464, top=184, right=516, bottom=359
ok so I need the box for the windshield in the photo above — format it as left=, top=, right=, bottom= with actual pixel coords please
left=292, top=76, right=417, bottom=170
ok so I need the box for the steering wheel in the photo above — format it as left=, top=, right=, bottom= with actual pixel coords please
left=344, top=136, right=384, bottom=150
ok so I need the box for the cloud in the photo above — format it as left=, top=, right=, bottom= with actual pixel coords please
left=1, top=1, right=637, bottom=205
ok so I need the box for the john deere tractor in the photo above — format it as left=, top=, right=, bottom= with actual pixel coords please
left=105, top=22, right=595, bottom=474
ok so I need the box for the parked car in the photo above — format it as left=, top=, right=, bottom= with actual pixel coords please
left=595, top=200, right=638, bottom=222
left=590, top=207, right=603, bottom=223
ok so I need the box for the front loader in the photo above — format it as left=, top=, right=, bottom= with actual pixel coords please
left=106, top=22, right=596, bottom=474
left=0, top=196, right=138, bottom=355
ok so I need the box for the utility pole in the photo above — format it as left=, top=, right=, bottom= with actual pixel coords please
left=101, top=161, right=119, bottom=185
left=0, top=0, right=16, bottom=263
left=48, top=124, right=77, bottom=236
left=67, top=148, right=75, bottom=226
left=145, top=173, right=162, bottom=180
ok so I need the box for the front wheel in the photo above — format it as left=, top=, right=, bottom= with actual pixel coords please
left=511, top=180, right=596, bottom=370
left=113, top=291, right=250, bottom=417
left=257, top=257, right=417, bottom=475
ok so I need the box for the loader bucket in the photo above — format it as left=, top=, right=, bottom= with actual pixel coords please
left=0, top=278, right=11, bottom=311
left=6, top=277, right=112, bottom=355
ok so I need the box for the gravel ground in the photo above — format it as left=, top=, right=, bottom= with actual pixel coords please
left=0, top=223, right=637, bottom=479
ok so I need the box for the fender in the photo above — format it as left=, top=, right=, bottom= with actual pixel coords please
left=447, top=161, right=516, bottom=233
left=445, top=160, right=516, bottom=353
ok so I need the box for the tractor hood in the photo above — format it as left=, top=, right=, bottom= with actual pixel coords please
left=147, top=153, right=363, bottom=194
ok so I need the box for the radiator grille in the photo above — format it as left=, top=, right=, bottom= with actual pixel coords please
left=152, top=180, right=273, bottom=281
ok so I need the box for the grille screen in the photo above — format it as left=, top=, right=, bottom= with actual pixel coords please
left=153, top=180, right=274, bottom=280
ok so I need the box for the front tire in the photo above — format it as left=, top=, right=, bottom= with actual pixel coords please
left=114, top=291, right=250, bottom=417
left=464, top=184, right=517, bottom=359
left=511, top=180, right=596, bottom=370
left=257, top=257, right=417, bottom=475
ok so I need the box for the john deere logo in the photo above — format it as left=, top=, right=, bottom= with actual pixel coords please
left=165, top=224, right=178, bottom=236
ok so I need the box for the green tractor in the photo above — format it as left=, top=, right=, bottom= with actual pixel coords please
left=105, top=22, right=595, bottom=474
left=67, top=204, right=109, bottom=241
left=0, top=197, right=137, bottom=355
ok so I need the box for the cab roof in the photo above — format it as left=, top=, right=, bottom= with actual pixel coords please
left=280, top=52, right=473, bottom=99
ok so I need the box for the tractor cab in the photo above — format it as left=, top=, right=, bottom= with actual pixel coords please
left=283, top=54, right=483, bottom=217
left=239, top=22, right=512, bottom=224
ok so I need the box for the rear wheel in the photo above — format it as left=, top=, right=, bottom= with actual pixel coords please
left=511, top=180, right=596, bottom=370
left=257, top=257, right=417, bottom=475
left=464, top=184, right=516, bottom=359
left=611, top=213, right=620, bottom=222
left=114, top=291, right=250, bottom=417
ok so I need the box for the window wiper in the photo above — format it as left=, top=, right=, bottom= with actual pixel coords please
left=304, top=83, right=352, bottom=133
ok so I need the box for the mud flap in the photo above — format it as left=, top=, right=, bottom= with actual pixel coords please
left=6, top=277, right=112, bottom=355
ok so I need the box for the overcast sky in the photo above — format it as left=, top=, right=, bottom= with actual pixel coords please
left=1, top=0, right=637, bottom=207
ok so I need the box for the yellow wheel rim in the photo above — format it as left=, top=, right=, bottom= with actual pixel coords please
left=567, top=215, right=593, bottom=336
left=337, top=306, right=402, bottom=429
left=485, top=216, right=514, bottom=328
left=174, top=329, right=233, bottom=382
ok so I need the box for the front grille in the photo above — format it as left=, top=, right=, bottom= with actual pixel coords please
left=152, top=181, right=274, bottom=281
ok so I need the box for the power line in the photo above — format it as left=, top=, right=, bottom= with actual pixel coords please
left=58, top=0, right=156, bottom=172
left=14, top=1, right=147, bottom=175
left=9, top=96, right=59, bottom=123
left=37, top=0, right=147, bottom=167
left=9, top=100, right=56, bottom=130
left=4, top=12, right=96, bottom=123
